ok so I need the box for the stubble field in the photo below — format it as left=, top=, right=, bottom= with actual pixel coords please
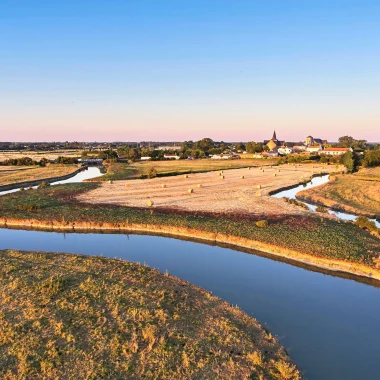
left=80, top=164, right=342, bottom=216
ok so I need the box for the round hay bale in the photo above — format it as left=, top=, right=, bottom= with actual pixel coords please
left=221, top=175, right=225, bottom=179
left=256, top=192, right=262, bottom=197
left=108, top=180, right=113, bottom=184
left=241, top=176, right=244, bottom=179
left=256, top=185, right=261, bottom=189
left=273, top=173, right=277, bottom=177
left=184, top=175, right=188, bottom=178
left=188, top=188, right=193, bottom=193
left=197, top=184, right=202, bottom=188
left=146, top=200, right=154, bottom=207
left=248, top=167, right=251, bottom=170
left=162, top=184, right=167, bottom=188
left=277, top=169, right=281, bottom=172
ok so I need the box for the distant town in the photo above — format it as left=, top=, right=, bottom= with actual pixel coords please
left=0, top=132, right=378, bottom=167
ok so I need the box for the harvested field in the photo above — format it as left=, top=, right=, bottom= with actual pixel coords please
left=297, top=167, right=380, bottom=218
left=0, top=150, right=80, bottom=162
left=0, top=165, right=78, bottom=186
left=0, top=249, right=300, bottom=379
left=79, top=164, right=342, bottom=216
left=95, top=158, right=279, bottom=181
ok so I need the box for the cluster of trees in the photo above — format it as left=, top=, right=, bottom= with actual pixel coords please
left=82, top=150, right=118, bottom=161
left=114, top=138, right=240, bottom=161
left=246, top=141, right=265, bottom=153
left=336, top=136, right=367, bottom=150
left=339, top=150, right=356, bottom=173
left=362, top=148, right=380, bottom=167
left=56, top=156, right=78, bottom=164
left=333, top=136, right=379, bottom=170
left=0, top=157, right=40, bottom=166
left=0, top=156, right=80, bottom=166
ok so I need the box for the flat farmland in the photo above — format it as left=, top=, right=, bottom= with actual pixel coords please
left=97, top=158, right=280, bottom=181
left=0, top=150, right=81, bottom=162
left=79, top=164, right=342, bottom=216
left=0, top=165, right=78, bottom=186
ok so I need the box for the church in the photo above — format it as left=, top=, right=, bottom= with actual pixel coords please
left=264, top=131, right=285, bottom=154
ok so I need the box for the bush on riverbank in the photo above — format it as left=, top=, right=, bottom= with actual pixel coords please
left=0, top=249, right=300, bottom=379
left=282, top=197, right=309, bottom=210
left=256, top=220, right=269, bottom=228
left=355, top=216, right=379, bottom=236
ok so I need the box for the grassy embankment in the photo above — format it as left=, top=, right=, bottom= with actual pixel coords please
left=0, top=183, right=379, bottom=275
left=0, top=165, right=79, bottom=186
left=297, top=167, right=380, bottom=220
left=0, top=249, right=300, bottom=379
left=94, top=159, right=279, bottom=181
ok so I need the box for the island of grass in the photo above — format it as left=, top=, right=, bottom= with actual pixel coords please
left=0, top=165, right=79, bottom=188
left=297, top=167, right=380, bottom=220
left=92, top=158, right=280, bottom=181
left=0, top=249, right=300, bottom=379
left=0, top=172, right=379, bottom=281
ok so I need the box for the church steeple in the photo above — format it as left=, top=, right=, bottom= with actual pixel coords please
left=272, top=130, right=277, bottom=140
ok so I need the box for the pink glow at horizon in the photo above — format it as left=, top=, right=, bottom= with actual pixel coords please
left=2, top=110, right=379, bottom=142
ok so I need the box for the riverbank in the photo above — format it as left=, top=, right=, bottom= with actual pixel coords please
left=0, top=249, right=300, bottom=379
left=2, top=218, right=380, bottom=281
left=0, top=182, right=379, bottom=281
left=0, top=165, right=81, bottom=191
left=297, top=168, right=380, bottom=221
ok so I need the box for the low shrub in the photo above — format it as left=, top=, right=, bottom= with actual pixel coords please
left=146, top=167, right=157, bottom=179
left=355, top=216, right=379, bottom=235
left=16, top=203, right=40, bottom=212
left=283, top=197, right=309, bottom=210
left=256, top=220, right=269, bottom=228
left=316, top=206, right=328, bottom=214
left=37, top=181, right=50, bottom=189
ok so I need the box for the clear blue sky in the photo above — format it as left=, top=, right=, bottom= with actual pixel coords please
left=1, top=0, right=379, bottom=142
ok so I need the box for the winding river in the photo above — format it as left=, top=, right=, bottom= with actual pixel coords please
left=1, top=168, right=380, bottom=379
left=273, top=174, right=380, bottom=228
left=0, top=166, right=103, bottom=196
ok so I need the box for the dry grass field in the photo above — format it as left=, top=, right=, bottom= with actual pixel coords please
left=132, top=158, right=280, bottom=174
left=297, top=167, right=380, bottom=218
left=95, top=158, right=280, bottom=181
left=0, top=150, right=80, bottom=162
left=0, top=165, right=78, bottom=186
left=0, top=249, right=300, bottom=379
left=80, top=164, right=342, bottom=216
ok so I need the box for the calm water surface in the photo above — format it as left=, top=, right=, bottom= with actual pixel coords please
left=1, top=228, right=380, bottom=380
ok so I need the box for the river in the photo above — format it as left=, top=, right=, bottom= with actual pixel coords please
left=273, top=174, right=380, bottom=228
